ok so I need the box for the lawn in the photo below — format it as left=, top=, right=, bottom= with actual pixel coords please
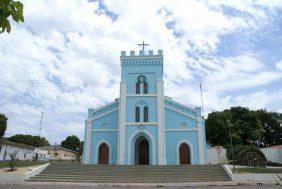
left=0, top=161, right=44, bottom=169
left=237, top=167, right=282, bottom=174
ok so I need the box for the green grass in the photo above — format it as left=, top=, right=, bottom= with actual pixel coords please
left=0, top=161, right=44, bottom=169
left=237, top=167, right=282, bottom=173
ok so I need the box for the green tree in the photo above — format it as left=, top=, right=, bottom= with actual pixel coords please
left=206, top=107, right=263, bottom=146
left=8, top=134, right=50, bottom=147
left=79, top=141, right=84, bottom=155
left=257, top=109, right=282, bottom=147
left=0, top=0, right=24, bottom=33
left=0, top=114, right=8, bottom=138
left=61, top=135, right=80, bottom=152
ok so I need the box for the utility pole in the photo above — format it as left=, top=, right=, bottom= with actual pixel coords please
left=200, top=82, right=204, bottom=117
left=227, top=119, right=235, bottom=173
left=39, top=112, right=44, bottom=138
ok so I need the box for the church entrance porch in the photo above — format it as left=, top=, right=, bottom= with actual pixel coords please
left=134, top=136, right=149, bottom=165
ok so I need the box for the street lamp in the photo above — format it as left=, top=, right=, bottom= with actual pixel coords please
left=227, top=119, right=235, bottom=173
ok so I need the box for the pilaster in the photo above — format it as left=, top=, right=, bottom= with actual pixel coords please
left=196, top=107, right=205, bottom=164
left=157, top=81, right=166, bottom=165
left=84, top=119, right=92, bottom=164
left=117, top=82, right=126, bottom=164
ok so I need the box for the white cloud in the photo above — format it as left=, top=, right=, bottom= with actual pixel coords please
left=276, top=60, right=282, bottom=70
left=0, top=0, right=282, bottom=143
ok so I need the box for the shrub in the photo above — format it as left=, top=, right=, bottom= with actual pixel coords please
left=227, top=145, right=266, bottom=167
left=8, top=152, right=18, bottom=171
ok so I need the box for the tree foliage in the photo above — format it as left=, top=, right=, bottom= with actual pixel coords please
left=8, top=134, right=50, bottom=147
left=0, top=0, right=24, bottom=33
left=206, top=107, right=263, bottom=146
left=0, top=114, right=8, bottom=138
left=257, top=109, right=282, bottom=147
left=61, top=135, right=80, bottom=152
left=79, top=141, right=84, bottom=155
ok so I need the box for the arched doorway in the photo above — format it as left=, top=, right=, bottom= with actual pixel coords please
left=98, top=143, right=109, bottom=164
left=135, top=136, right=149, bottom=165
left=179, top=143, right=191, bottom=164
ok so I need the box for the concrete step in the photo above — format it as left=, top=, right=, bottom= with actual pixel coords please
left=28, top=164, right=231, bottom=183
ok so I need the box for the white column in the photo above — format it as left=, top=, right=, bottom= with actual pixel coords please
left=84, top=119, right=92, bottom=164
left=157, top=81, right=166, bottom=165
left=196, top=108, right=205, bottom=164
left=117, top=82, right=126, bottom=165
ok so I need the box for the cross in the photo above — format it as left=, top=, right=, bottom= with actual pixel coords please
left=138, top=41, right=149, bottom=51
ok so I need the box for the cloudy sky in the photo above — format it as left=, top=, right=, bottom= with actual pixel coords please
left=1, top=0, right=282, bottom=144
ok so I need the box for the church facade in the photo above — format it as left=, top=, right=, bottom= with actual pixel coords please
left=82, top=49, right=206, bottom=165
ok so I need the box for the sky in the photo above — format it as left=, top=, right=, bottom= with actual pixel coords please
left=1, top=0, right=282, bottom=144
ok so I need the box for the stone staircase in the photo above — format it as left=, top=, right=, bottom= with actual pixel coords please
left=29, top=163, right=231, bottom=183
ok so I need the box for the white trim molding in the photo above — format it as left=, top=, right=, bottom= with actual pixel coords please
left=125, top=122, right=158, bottom=126
left=197, top=118, right=205, bottom=164
left=165, top=128, right=198, bottom=132
left=91, top=108, right=119, bottom=121
left=92, top=129, right=118, bottom=132
left=128, top=130, right=156, bottom=165
left=127, top=94, right=157, bottom=97
left=91, top=100, right=119, bottom=113
left=84, top=119, right=92, bottom=164
left=157, top=81, right=166, bottom=165
left=117, top=82, right=126, bottom=165
left=95, top=140, right=112, bottom=164
left=165, top=105, right=196, bottom=120
left=176, top=140, right=194, bottom=165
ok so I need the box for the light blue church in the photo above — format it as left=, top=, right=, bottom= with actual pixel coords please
left=82, top=48, right=206, bottom=165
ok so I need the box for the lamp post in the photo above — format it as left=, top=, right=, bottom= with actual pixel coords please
left=227, top=119, right=235, bottom=173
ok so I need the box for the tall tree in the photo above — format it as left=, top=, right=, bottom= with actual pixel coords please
left=61, top=135, right=80, bottom=152
left=79, top=141, right=84, bottom=155
left=0, top=114, right=8, bottom=151
left=0, top=114, right=8, bottom=138
left=257, top=109, right=282, bottom=147
left=0, top=0, right=24, bottom=33
left=8, top=134, right=50, bottom=147
left=206, top=107, right=262, bottom=147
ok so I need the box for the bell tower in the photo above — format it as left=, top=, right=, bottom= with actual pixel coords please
left=117, top=48, right=166, bottom=165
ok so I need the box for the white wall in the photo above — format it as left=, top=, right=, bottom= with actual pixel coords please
left=260, top=148, right=282, bottom=164
left=0, top=144, right=35, bottom=161
left=206, top=148, right=227, bottom=164
left=34, top=148, right=49, bottom=161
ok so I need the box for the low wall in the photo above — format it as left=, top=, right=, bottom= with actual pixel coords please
left=25, top=163, right=50, bottom=180
left=206, top=148, right=227, bottom=164
left=0, top=163, right=49, bottom=182
left=261, top=148, right=282, bottom=164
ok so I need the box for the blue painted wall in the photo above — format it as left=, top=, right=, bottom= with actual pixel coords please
left=82, top=50, right=206, bottom=165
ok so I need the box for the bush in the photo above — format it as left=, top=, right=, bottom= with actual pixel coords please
left=8, top=152, right=18, bottom=171
left=227, top=145, right=266, bottom=167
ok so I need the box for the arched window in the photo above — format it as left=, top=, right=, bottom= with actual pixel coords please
left=143, top=82, right=148, bottom=94
left=135, top=106, right=140, bottom=122
left=136, top=82, right=140, bottom=94
left=136, top=75, right=148, bottom=94
left=144, top=106, right=148, bottom=122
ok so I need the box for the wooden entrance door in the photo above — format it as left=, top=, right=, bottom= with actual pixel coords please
left=98, top=143, right=109, bottom=164
left=179, top=143, right=190, bottom=164
left=138, top=139, right=149, bottom=165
